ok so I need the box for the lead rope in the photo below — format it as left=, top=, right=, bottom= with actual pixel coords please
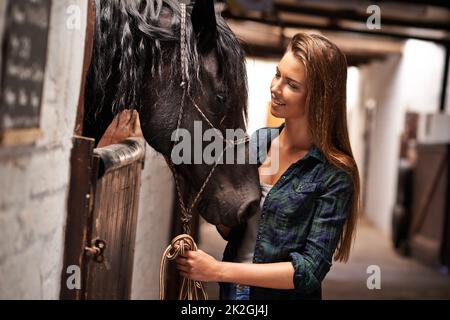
left=159, top=234, right=207, bottom=300
left=159, top=2, right=207, bottom=300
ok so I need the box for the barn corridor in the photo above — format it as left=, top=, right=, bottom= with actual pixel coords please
left=199, top=217, right=450, bottom=300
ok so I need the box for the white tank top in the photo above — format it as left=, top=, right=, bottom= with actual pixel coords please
left=234, top=183, right=273, bottom=263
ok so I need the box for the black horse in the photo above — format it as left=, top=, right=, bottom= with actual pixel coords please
left=83, top=0, right=261, bottom=227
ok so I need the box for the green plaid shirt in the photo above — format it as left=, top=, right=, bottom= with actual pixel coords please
left=220, top=124, right=354, bottom=300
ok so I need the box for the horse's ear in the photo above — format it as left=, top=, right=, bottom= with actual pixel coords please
left=191, top=0, right=217, bottom=52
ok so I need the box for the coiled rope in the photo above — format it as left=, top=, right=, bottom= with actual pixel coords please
left=159, top=234, right=208, bottom=300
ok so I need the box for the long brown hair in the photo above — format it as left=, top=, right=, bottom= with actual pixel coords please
left=288, top=33, right=360, bottom=262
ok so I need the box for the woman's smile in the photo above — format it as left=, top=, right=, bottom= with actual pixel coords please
left=271, top=96, right=286, bottom=108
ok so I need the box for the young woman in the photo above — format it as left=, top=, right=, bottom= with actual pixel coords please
left=176, top=32, right=360, bottom=300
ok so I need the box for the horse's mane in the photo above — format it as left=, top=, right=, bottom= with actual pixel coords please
left=86, top=0, right=248, bottom=129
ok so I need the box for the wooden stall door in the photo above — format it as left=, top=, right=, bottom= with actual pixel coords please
left=61, top=138, right=145, bottom=299
left=83, top=138, right=145, bottom=299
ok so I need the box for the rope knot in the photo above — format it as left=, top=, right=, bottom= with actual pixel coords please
left=159, top=234, right=208, bottom=300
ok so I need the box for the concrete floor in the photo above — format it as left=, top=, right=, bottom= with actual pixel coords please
left=198, top=217, right=450, bottom=300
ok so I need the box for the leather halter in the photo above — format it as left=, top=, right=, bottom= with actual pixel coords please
left=163, top=2, right=249, bottom=234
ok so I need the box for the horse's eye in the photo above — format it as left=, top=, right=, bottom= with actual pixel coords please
left=216, top=94, right=226, bottom=104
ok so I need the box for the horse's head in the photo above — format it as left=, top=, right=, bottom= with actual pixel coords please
left=84, top=0, right=261, bottom=227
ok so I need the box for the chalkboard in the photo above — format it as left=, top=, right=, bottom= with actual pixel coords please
left=0, top=0, right=52, bottom=145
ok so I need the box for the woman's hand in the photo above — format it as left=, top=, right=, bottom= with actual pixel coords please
left=175, top=250, right=222, bottom=282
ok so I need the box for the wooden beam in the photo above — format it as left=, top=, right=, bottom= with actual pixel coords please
left=226, top=19, right=402, bottom=65
left=274, top=2, right=450, bottom=31
left=382, top=0, right=450, bottom=10
left=223, top=12, right=450, bottom=44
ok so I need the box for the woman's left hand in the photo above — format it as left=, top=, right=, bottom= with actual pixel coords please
left=175, top=250, right=222, bottom=282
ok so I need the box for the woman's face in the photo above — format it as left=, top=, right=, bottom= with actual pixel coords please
left=270, top=50, right=307, bottom=119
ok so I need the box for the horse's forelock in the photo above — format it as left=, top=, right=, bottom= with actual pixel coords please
left=90, top=0, right=247, bottom=129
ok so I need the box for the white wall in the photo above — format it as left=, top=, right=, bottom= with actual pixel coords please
left=0, top=0, right=87, bottom=299
left=360, top=39, right=448, bottom=235
left=246, top=57, right=277, bottom=134
left=347, top=67, right=366, bottom=192
left=131, top=149, right=173, bottom=299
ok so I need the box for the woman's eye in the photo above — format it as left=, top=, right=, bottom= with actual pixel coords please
left=288, top=82, right=299, bottom=90
left=275, top=73, right=280, bottom=78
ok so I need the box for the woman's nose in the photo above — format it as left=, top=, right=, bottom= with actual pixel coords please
left=271, top=78, right=282, bottom=95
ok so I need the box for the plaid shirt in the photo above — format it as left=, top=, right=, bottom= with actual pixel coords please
left=220, top=124, right=354, bottom=300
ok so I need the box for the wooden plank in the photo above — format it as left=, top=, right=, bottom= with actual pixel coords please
left=82, top=153, right=101, bottom=298
left=60, top=135, right=95, bottom=300
left=124, top=161, right=143, bottom=297
left=84, top=138, right=145, bottom=299
left=74, top=0, right=95, bottom=136
left=0, top=127, right=42, bottom=145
